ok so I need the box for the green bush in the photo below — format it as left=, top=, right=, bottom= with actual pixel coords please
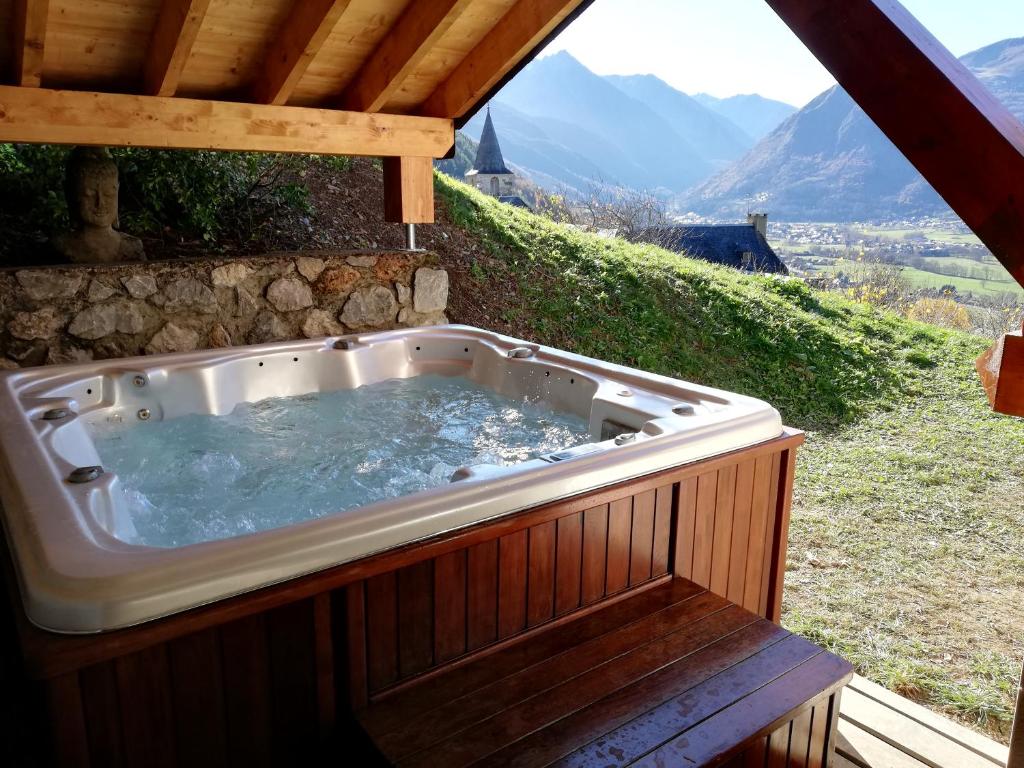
left=0, top=145, right=312, bottom=246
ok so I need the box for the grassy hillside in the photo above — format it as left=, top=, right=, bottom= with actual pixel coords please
left=437, top=174, right=1024, bottom=739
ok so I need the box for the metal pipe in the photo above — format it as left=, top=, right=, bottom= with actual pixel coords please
left=405, top=223, right=416, bottom=251
left=1009, top=661, right=1024, bottom=768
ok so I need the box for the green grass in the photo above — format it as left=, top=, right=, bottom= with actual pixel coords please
left=437, top=174, right=1024, bottom=740
left=855, top=225, right=984, bottom=246
left=813, top=257, right=1024, bottom=299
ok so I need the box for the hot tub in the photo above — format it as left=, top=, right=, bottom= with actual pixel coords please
left=0, top=325, right=781, bottom=633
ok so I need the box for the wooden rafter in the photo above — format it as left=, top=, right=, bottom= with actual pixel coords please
left=144, top=0, right=212, bottom=97
left=11, top=0, right=50, bottom=88
left=0, top=86, right=454, bottom=158
left=764, top=0, right=1024, bottom=288
left=340, top=0, right=474, bottom=114
left=419, top=0, right=587, bottom=119
left=252, top=0, right=353, bottom=106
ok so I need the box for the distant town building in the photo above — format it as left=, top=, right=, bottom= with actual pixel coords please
left=629, top=213, right=788, bottom=274
left=465, top=107, right=530, bottom=210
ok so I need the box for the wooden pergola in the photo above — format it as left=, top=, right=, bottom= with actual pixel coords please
left=2, top=0, right=1024, bottom=764
left=1, top=0, right=593, bottom=226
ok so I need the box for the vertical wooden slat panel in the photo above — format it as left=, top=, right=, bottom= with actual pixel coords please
left=727, top=459, right=756, bottom=604
left=605, top=497, right=632, bottom=594
left=743, top=454, right=774, bottom=614
left=498, top=529, right=528, bottom=638
left=79, top=661, right=125, bottom=767
left=220, top=614, right=272, bottom=768
left=313, top=592, right=335, bottom=739
left=267, top=600, right=318, bottom=763
left=760, top=452, right=783, bottom=617
left=115, top=645, right=177, bottom=768
left=743, top=735, right=769, bottom=767
left=168, top=628, right=227, bottom=767
left=434, top=549, right=468, bottom=663
left=789, top=706, right=813, bottom=768
left=397, top=560, right=434, bottom=678
left=555, top=512, right=583, bottom=615
left=652, top=484, right=673, bottom=576
left=344, top=583, right=369, bottom=710
left=581, top=504, right=608, bottom=605
left=366, top=571, right=399, bottom=692
left=629, top=489, right=656, bottom=585
left=527, top=520, right=556, bottom=626
left=467, top=540, right=498, bottom=650
left=674, top=477, right=698, bottom=578
left=691, top=472, right=718, bottom=588
left=807, top=698, right=830, bottom=768
left=766, top=720, right=791, bottom=768
left=46, top=673, right=90, bottom=768
left=767, top=448, right=798, bottom=623
left=710, top=464, right=737, bottom=596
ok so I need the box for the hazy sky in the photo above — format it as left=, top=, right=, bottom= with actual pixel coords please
left=543, top=0, right=1024, bottom=106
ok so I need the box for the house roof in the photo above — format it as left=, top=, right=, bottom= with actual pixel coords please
left=629, top=225, right=789, bottom=275
left=498, top=195, right=531, bottom=209
left=472, top=109, right=512, bottom=175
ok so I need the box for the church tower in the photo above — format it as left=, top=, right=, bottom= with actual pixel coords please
left=465, top=107, right=515, bottom=198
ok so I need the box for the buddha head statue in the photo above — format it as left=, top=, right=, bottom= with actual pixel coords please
left=64, top=147, right=120, bottom=230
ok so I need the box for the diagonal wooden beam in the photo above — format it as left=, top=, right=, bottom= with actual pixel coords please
left=419, top=0, right=587, bottom=120
left=0, top=86, right=454, bottom=157
left=12, top=0, right=50, bottom=87
left=764, top=0, right=1024, bottom=288
left=144, top=0, right=212, bottom=97
left=340, top=0, right=474, bottom=114
left=252, top=0, right=353, bottom=106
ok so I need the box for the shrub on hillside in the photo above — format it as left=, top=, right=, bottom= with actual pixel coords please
left=0, top=144, right=312, bottom=250
left=905, top=297, right=972, bottom=331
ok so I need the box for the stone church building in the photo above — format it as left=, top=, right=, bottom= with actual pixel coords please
left=465, top=108, right=530, bottom=209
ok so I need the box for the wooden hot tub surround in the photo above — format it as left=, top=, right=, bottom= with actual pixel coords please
left=1, top=428, right=853, bottom=767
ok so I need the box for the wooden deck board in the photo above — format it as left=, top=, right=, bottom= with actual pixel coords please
left=836, top=675, right=1008, bottom=768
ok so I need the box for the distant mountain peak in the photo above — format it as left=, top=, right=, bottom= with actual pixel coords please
left=683, top=36, right=1024, bottom=222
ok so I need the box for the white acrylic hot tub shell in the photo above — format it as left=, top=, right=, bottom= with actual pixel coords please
left=0, top=326, right=782, bottom=633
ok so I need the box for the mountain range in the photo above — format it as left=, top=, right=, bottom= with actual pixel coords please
left=684, top=37, right=1024, bottom=221
left=461, top=51, right=795, bottom=195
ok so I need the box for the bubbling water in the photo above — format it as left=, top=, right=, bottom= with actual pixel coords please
left=90, top=375, right=592, bottom=548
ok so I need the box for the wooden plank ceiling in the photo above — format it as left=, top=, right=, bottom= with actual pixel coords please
left=0, top=0, right=591, bottom=157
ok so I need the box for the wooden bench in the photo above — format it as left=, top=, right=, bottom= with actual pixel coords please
left=355, top=578, right=853, bottom=767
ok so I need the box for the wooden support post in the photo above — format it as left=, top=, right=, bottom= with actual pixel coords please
left=251, top=0, right=353, bottom=106
left=1011, top=662, right=1024, bottom=768
left=976, top=330, right=1024, bottom=417
left=383, top=157, right=435, bottom=224
left=762, top=0, right=1024, bottom=288
left=144, top=0, right=212, bottom=97
left=12, top=0, right=49, bottom=87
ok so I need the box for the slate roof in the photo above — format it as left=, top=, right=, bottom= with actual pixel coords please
left=470, top=107, right=512, bottom=175
left=629, top=225, right=789, bottom=274
left=498, top=195, right=531, bottom=209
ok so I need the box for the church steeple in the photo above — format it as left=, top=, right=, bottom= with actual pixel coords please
left=471, top=106, right=511, bottom=175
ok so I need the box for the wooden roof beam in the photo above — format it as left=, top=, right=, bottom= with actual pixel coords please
left=144, top=0, right=212, bottom=97
left=12, top=0, right=49, bottom=87
left=252, top=0, right=353, bottom=106
left=340, top=0, right=474, bottom=114
left=0, top=86, right=454, bottom=158
left=764, top=0, right=1024, bottom=288
left=419, top=0, right=587, bottom=119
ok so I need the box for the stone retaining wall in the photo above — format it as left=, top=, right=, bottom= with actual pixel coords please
left=0, top=251, right=449, bottom=368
